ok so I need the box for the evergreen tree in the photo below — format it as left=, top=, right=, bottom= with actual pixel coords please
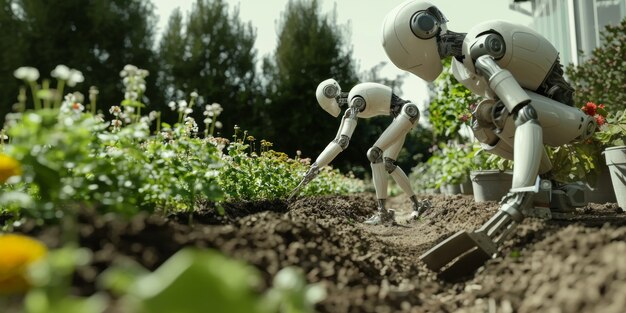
left=262, top=0, right=363, bottom=171
left=158, top=0, right=259, bottom=133
left=0, top=0, right=161, bottom=120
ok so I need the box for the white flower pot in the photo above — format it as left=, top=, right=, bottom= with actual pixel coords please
left=584, top=164, right=617, bottom=204
left=603, top=146, right=626, bottom=208
left=470, top=170, right=513, bottom=202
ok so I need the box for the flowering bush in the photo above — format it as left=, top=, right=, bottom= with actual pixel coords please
left=546, top=101, right=609, bottom=183
left=0, top=64, right=366, bottom=222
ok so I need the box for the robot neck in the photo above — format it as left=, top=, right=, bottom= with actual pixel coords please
left=438, top=30, right=466, bottom=59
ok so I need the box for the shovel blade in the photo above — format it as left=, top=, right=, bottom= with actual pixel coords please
left=420, top=230, right=492, bottom=276
left=439, top=247, right=492, bottom=281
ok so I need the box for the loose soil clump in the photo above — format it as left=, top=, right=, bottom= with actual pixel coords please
left=14, top=193, right=626, bottom=312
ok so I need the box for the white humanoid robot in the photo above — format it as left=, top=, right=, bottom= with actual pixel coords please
left=382, top=1, right=597, bottom=276
left=289, top=79, right=428, bottom=224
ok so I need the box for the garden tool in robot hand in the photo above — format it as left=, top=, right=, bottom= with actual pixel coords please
left=288, top=78, right=427, bottom=225
left=382, top=0, right=597, bottom=278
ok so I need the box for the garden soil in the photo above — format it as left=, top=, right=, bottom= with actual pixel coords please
left=15, top=192, right=626, bottom=313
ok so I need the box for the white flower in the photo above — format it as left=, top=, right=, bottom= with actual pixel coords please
left=123, top=64, right=138, bottom=73
left=190, top=91, right=199, bottom=98
left=51, top=65, right=71, bottom=80
left=177, top=100, right=188, bottom=108
left=168, top=101, right=176, bottom=111
left=184, top=108, right=193, bottom=115
left=184, top=116, right=198, bottom=134
left=60, top=93, right=84, bottom=115
left=67, top=69, right=84, bottom=87
left=109, top=106, right=122, bottom=116
left=148, top=111, right=158, bottom=121
left=14, top=66, right=40, bottom=82
left=215, top=121, right=222, bottom=129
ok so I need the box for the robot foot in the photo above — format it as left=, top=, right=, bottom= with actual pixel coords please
left=408, top=199, right=432, bottom=222
left=364, top=209, right=396, bottom=225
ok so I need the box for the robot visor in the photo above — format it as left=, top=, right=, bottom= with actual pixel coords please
left=410, top=6, right=448, bottom=39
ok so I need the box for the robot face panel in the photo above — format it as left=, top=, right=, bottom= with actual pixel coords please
left=315, top=78, right=342, bottom=117
left=382, top=0, right=444, bottom=82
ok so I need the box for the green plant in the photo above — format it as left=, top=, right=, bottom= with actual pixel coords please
left=101, top=248, right=326, bottom=313
left=0, top=65, right=225, bottom=223
left=593, top=109, right=626, bottom=147
left=217, top=134, right=364, bottom=201
left=470, top=146, right=513, bottom=172
left=427, top=59, right=478, bottom=141
left=410, top=142, right=476, bottom=191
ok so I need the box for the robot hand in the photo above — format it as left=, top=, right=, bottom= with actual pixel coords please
left=288, top=163, right=321, bottom=201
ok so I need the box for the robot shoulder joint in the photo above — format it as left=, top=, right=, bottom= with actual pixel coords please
left=469, top=32, right=506, bottom=61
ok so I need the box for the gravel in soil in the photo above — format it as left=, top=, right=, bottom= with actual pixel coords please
left=11, top=192, right=626, bottom=313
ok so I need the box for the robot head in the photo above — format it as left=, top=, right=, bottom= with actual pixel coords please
left=382, top=1, right=448, bottom=82
left=315, top=78, right=342, bottom=117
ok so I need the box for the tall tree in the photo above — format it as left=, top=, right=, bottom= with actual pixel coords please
left=262, top=0, right=363, bottom=171
left=158, top=0, right=259, bottom=133
left=0, top=0, right=161, bottom=120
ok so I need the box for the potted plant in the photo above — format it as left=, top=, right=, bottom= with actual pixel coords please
left=469, top=146, right=513, bottom=202
left=588, top=105, right=626, bottom=207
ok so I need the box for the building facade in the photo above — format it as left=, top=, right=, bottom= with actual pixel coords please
left=511, top=0, right=626, bottom=66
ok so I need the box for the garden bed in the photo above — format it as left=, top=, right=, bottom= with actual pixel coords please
left=14, top=193, right=626, bottom=313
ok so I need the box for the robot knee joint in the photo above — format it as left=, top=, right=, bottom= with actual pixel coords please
left=367, top=147, right=383, bottom=163
left=514, top=104, right=538, bottom=126
left=384, top=157, right=398, bottom=173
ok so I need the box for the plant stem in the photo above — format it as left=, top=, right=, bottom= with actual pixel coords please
left=54, top=79, right=66, bottom=109
left=29, top=81, right=42, bottom=110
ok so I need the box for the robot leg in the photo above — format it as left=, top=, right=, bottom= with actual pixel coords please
left=364, top=103, right=419, bottom=225
left=420, top=105, right=543, bottom=278
left=380, top=125, right=427, bottom=219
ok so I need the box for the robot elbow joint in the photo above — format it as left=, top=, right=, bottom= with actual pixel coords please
left=514, top=104, right=538, bottom=127
left=334, top=135, right=350, bottom=150
left=402, top=104, right=420, bottom=123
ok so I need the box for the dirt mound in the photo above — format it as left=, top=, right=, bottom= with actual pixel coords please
left=12, top=193, right=626, bottom=312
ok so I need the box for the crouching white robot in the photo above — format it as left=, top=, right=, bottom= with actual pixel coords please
left=288, top=79, right=428, bottom=224
left=382, top=0, right=597, bottom=277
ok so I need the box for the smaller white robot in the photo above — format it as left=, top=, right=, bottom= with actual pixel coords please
left=289, top=79, right=426, bottom=224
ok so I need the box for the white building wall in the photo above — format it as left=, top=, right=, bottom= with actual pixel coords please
left=525, top=0, right=626, bottom=66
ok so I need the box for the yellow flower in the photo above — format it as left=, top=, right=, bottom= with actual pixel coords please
left=0, top=234, right=47, bottom=295
left=0, top=154, right=22, bottom=183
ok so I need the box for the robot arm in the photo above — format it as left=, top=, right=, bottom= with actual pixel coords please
left=470, top=33, right=530, bottom=113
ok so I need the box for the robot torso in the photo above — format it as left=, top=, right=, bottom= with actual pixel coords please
left=348, top=82, right=394, bottom=118
left=451, top=20, right=559, bottom=99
